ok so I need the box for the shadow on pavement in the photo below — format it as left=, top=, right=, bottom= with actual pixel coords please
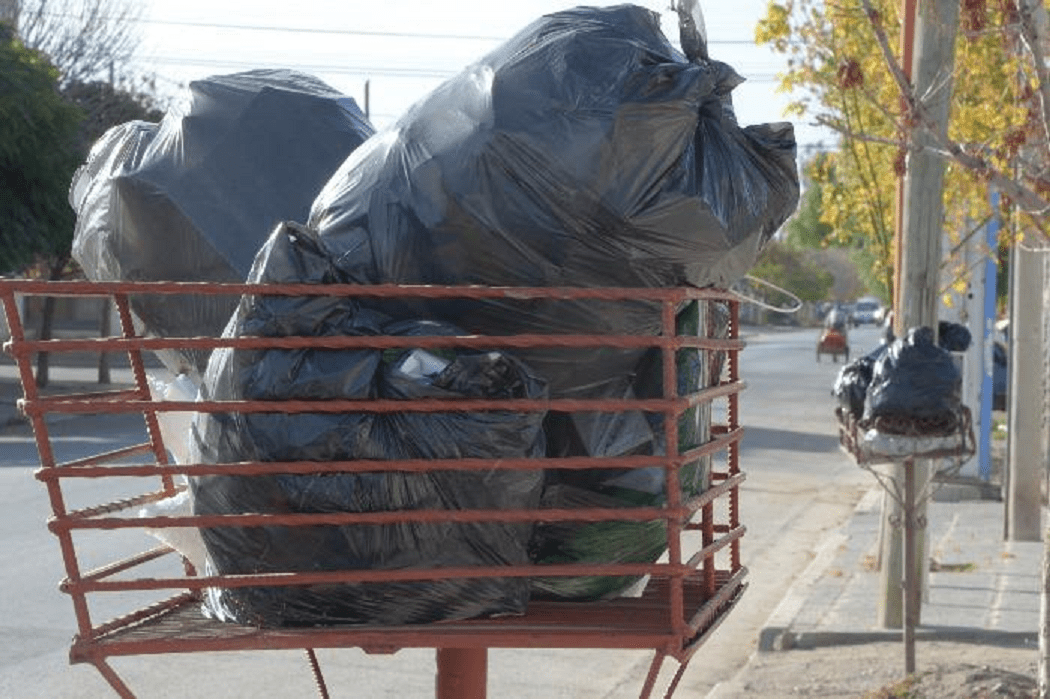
left=741, top=426, right=842, bottom=454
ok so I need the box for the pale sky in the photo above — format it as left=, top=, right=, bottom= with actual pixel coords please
left=137, top=0, right=836, bottom=155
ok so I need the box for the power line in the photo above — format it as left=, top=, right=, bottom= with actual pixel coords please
left=141, top=17, right=508, bottom=42
left=139, top=16, right=760, bottom=45
left=41, top=10, right=761, bottom=46
left=144, top=54, right=783, bottom=83
left=145, top=56, right=459, bottom=80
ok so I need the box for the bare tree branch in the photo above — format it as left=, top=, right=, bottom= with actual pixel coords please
left=847, top=0, right=1050, bottom=232
left=1017, top=0, right=1050, bottom=150
left=18, top=0, right=142, bottom=86
left=858, top=0, right=917, bottom=118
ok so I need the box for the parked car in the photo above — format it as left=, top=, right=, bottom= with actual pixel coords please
left=850, top=297, right=883, bottom=326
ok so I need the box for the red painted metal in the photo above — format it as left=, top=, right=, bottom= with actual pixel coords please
left=436, top=648, right=488, bottom=699
left=1, top=279, right=748, bottom=699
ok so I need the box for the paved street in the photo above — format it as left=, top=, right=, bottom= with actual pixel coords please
left=0, top=325, right=887, bottom=698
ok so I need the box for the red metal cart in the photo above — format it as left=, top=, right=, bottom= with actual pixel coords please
left=1, top=279, right=747, bottom=699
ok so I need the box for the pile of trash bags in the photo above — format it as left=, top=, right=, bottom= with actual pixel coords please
left=72, top=4, right=800, bottom=627
left=833, top=323, right=967, bottom=436
left=69, top=69, right=375, bottom=381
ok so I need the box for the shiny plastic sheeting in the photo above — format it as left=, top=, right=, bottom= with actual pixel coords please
left=863, top=326, right=963, bottom=432
left=190, top=223, right=548, bottom=627
left=298, top=4, right=793, bottom=600
left=306, top=3, right=799, bottom=402
left=70, top=69, right=374, bottom=381
left=529, top=300, right=729, bottom=600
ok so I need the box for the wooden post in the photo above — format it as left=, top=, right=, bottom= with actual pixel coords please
left=1040, top=523, right=1049, bottom=698
left=881, top=0, right=959, bottom=629
left=903, top=459, right=918, bottom=675
left=1006, top=240, right=1045, bottom=542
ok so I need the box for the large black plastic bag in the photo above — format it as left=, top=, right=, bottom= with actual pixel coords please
left=70, top=69, right=374, bottom=381
left=529, top=300, right=728, bottom=600
left=863, top=326, right=962, bottom=434
left=190, top=223, right=548, bottom=626
left=833, top=343, right=890, bottom=420
left=306, top=4, right=798, bottom=402
left=298, top=4, right=796, bottom=599
left=937, top=320, right=972, bottom=352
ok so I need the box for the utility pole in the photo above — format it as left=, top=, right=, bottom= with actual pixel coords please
left=1005, top=0, right=1049, bottom=544
left=1006, top=238, right=1045, bottom=541
left=881, top=0, right=959, bottom=629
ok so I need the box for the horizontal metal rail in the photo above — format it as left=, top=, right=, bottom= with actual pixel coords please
left=2, top=279, right=747, bottom=699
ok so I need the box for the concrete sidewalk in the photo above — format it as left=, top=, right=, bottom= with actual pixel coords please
left=712, top=475, right=1043, bottom=696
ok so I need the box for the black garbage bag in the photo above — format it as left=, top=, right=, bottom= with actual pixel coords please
left=190, top=223, right=548, bottom=626
left=70, top=69, right=374, bottom=381
left=862, top=326, right=962, bottom=435
left=938, top=320, right=972, bottom=352
left=529, top=300, right=728, bottom=600
left=832, top=342, right=891, bottom=420
left=306, top=3, right=798, bottom=402
left=298, top=5, right=796, bottom=599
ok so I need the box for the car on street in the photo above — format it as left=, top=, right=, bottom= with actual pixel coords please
left=850, top=297, right=883, bottom=326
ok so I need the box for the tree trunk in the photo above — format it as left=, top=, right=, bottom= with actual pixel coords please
left=34, top=299, right=54, bottom=390
left=1040, top=523, right=1049, bottom=698
left=97, top=298, right=111, bottom=384
left=34, top=258, right=68, bottom=389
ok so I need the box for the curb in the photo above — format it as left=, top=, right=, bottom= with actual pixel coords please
left=756, top=485, right=882, bottom=652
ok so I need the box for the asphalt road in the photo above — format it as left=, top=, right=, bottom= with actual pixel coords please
left=0, top=324, right=886, bottom=698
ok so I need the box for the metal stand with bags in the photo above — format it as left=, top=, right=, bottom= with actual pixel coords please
left=1, top=279, right=749, bottom=699
left=836, top=406, right=976, bottom=674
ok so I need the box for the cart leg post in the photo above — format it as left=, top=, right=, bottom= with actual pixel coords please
left=903, top=459, right=917, bottom=675
left=93, top=658, right=137, bottom=699
left=305, top=648, right=331, bottom=699
left=436, top=647, right=487, bottom=699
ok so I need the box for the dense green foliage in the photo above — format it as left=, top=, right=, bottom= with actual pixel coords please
left=749, top=239, right=835, bottom=302
left=63, top=79, right=163, bottom=153
left=0, top=24, right=83, bottom=274
left=757, top=0, right=1034, bottom=305
left=783, top=173, right=834, bottom=250
left=0, top=21, right=164, bottom=278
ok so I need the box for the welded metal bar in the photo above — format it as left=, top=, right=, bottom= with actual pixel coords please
left=90, top=658, right=137, bottom=699
left=74, top=546, right=175, bottom=586
left=66, top=561, right=699, bottom=595
left=5, top=280, right=747, bottom=699
left=40, top=428, right=742, bottom=479
left=436, top=648, right=487, bottom=699
left=111, top=292, right=175, bottom=491
left=660, top=296, right=688, bottom=642
left=0, top=278, right=736, bottom=303
left=0, top=289, right=97, bottom=642
left=304, top=649, right=331, bottom=699
left=11, top=332, right=745, bottom=355
left=59, top=503, right=688, bottom=531
left=727, top=301, right=743, bottom=572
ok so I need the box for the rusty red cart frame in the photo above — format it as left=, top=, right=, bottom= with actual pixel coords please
left=1, top=280, right=748, bottom=699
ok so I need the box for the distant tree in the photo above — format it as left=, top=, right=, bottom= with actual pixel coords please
left=62, top=78, right=162, bottom=151
left=0, top=23, right=84, bottom=386
left=0, top=23, right=83, bottom=274
left=1, top=18, right=161, bottom=386
left=749, top=240, right=836, bottom=303
left=60, top=79, right=163, bottom=384
left=784, top=156, right=835, bottom=250
left=756, top=0, right=1050, bottom=297
left=17, top=0, right=142, bottom=86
